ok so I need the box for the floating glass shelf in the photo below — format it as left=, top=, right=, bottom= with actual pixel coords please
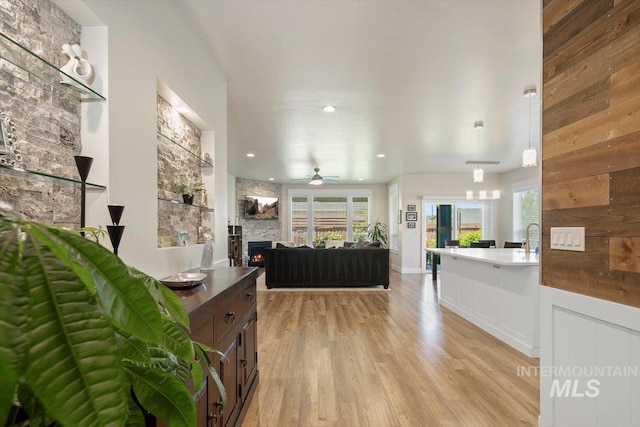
left=0, top=164, right=106, bottom=190
left=0, top=31, right=106, bottom=102
left=158, top=197, right=214, bottom=212
left=157, top=132, right=213, bottom=168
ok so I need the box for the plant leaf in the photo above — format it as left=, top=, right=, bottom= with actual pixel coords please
left=128, top=266, right=190, bottom=330
left=176, top=358, right=192, bottom=384
left=125, top=364, right=196, bottom=427
left=157, top=283, right=190, bottom=329
left=31, top=224, right=163, bottom=344
left=162, top=317, right=194, bottom=361
left=148, top=347, right=179, bottom=372
left=21, top=232, right=128, bottom=427
left=194, top=342, right=227, bottom=411
left=0, top=225, right=28, bottom=425
left=116, top=331, right=151, bottom=364
left=124, top=396, right=145, bottom=427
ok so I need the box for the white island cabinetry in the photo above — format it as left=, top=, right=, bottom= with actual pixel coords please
left=433, top=248, right=540, bottom=357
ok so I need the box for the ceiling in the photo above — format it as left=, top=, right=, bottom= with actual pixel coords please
left=182, top=0, right=542, bottom=185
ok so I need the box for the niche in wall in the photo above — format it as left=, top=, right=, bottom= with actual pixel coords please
left=156, top=90, right=213, bottom=248
left=0, top=0, right=101, bottom=227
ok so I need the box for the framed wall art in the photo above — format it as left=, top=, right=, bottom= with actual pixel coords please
left=406, top=211, right=417, bottom=221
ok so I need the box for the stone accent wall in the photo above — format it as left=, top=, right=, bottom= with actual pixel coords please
left=0, top=0, right=83, bottom=227
left=156, top=95, right=206, bottom=248
left=235, top=178, right=282, bottom=261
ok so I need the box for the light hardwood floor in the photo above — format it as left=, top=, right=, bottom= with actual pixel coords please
left=242, top=271, right=539, bottom=427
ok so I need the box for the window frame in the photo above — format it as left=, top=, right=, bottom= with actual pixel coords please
left=288, top=188, right=372, bottom=244
left=512, top=178, right=540, bottom=243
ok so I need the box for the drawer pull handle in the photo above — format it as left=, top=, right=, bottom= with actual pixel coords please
left=247, top=292, right=255, bottom=301
left=241, top=358, right=247, bottom=367
left=226, top=312, right=236, bottom=323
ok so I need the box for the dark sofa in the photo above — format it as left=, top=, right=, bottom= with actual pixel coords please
left=264, top=247, right=390, bottom=288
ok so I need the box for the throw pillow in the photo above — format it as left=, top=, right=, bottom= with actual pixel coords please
left=355, top=241, right=369, bottom=248
left=343, top=241, right=355, bottom=248
left=276, top=242, right=287, bottom=248
left=367, top=241, right=381, bottom=247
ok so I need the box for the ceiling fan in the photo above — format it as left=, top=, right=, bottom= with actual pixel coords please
left=294, top=167, right=339, bottom=185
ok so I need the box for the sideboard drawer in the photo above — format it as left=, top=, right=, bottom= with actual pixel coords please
left=241, top=280, right=257, bottom=313
left=213, top=289, right=243, bottom=342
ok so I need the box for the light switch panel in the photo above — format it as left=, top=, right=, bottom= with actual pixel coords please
left=550, top=227, right=585, bottom=251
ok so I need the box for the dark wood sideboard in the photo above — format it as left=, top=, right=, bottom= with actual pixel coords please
left=157, top=267, right=260, bottom=427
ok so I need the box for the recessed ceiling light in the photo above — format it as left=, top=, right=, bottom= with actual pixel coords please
left=322, top=105, right=336, bottom=113
left=377, top=154, right=386, bottom=158
left=246, top=153, right=255, bottom=158
left=268, top=177, right=275, bottom=181
left=358, top=178, right=364, bottom=181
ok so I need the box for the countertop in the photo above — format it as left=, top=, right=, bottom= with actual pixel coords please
left=426, top=248, right=539, bottom=266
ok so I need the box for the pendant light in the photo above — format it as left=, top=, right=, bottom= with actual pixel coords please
left=522, top=88, right=537, bottom=167
left=473, top=121, right=484, bottom=183
left=466, top=190, right=474, bottom=200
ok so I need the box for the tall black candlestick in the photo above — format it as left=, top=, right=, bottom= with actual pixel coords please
left=107, top=205, right=125, bottom=255
left=74, top=155, right=93, bottom=236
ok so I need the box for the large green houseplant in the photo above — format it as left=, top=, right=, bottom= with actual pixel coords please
left=0, top=205, right=225, bottom=427
left=367, top=220, right=388, bottom=247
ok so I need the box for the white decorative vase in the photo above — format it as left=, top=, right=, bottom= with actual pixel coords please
left=200, top=238, right=214, bottom=271
left=59, top=44, right=94, bottom=87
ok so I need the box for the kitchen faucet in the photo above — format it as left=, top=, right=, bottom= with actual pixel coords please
left=524, top=222, right=540, bottom=255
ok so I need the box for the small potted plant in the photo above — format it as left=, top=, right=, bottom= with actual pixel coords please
left=176, top=178, right=194, bottom=204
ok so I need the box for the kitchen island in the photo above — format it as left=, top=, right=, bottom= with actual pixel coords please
left=428, top=248, right=540, bottom=357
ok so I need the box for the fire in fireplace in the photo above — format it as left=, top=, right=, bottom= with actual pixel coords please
left=248, top=241, right=272, bottom=267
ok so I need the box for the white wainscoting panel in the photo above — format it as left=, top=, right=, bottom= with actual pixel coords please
left=539, top=286, right=640, bottom=427
left=439, top=255, right=539, bottom=357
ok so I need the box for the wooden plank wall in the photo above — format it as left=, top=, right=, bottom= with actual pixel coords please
left=542, top=0, right=640, bottom=308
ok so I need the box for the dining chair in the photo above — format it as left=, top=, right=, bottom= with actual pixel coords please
left=504, top=241, right=523, bottom=248
left=444, top=239, right=459, bottom=248
left=479, top=239, right=496, bottom=248
left=470, top=241, right=491, bottom=248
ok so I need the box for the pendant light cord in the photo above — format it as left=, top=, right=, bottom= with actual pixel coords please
left=477, top=126, right=480, bottom=168
left=528, top=94, right=532, bottom=149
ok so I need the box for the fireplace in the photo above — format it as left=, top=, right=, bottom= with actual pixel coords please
left=248, top=241, right=272, bottom=267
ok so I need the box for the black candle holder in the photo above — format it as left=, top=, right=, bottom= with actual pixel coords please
left=107, top=225, right=125, bottom=256
left=74, top=155, right=93, bottom=236
left=108, top=205, right=125, bottom=225
left=107, top=205, right=125, bottom=255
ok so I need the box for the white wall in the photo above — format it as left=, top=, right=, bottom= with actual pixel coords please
left=74, top=0, right=228, bottom=277
left=227, top=173, right=236, bottom=224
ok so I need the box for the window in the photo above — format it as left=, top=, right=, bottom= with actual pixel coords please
left=291, top=196, right=308, bottom=246
left=388, top=183, right=399, bottom=252
left=313, top=196, right=348, bottom=243
left=289, top=189, right=371, bottom=245
left=513, top=180, right=540, bottom=246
